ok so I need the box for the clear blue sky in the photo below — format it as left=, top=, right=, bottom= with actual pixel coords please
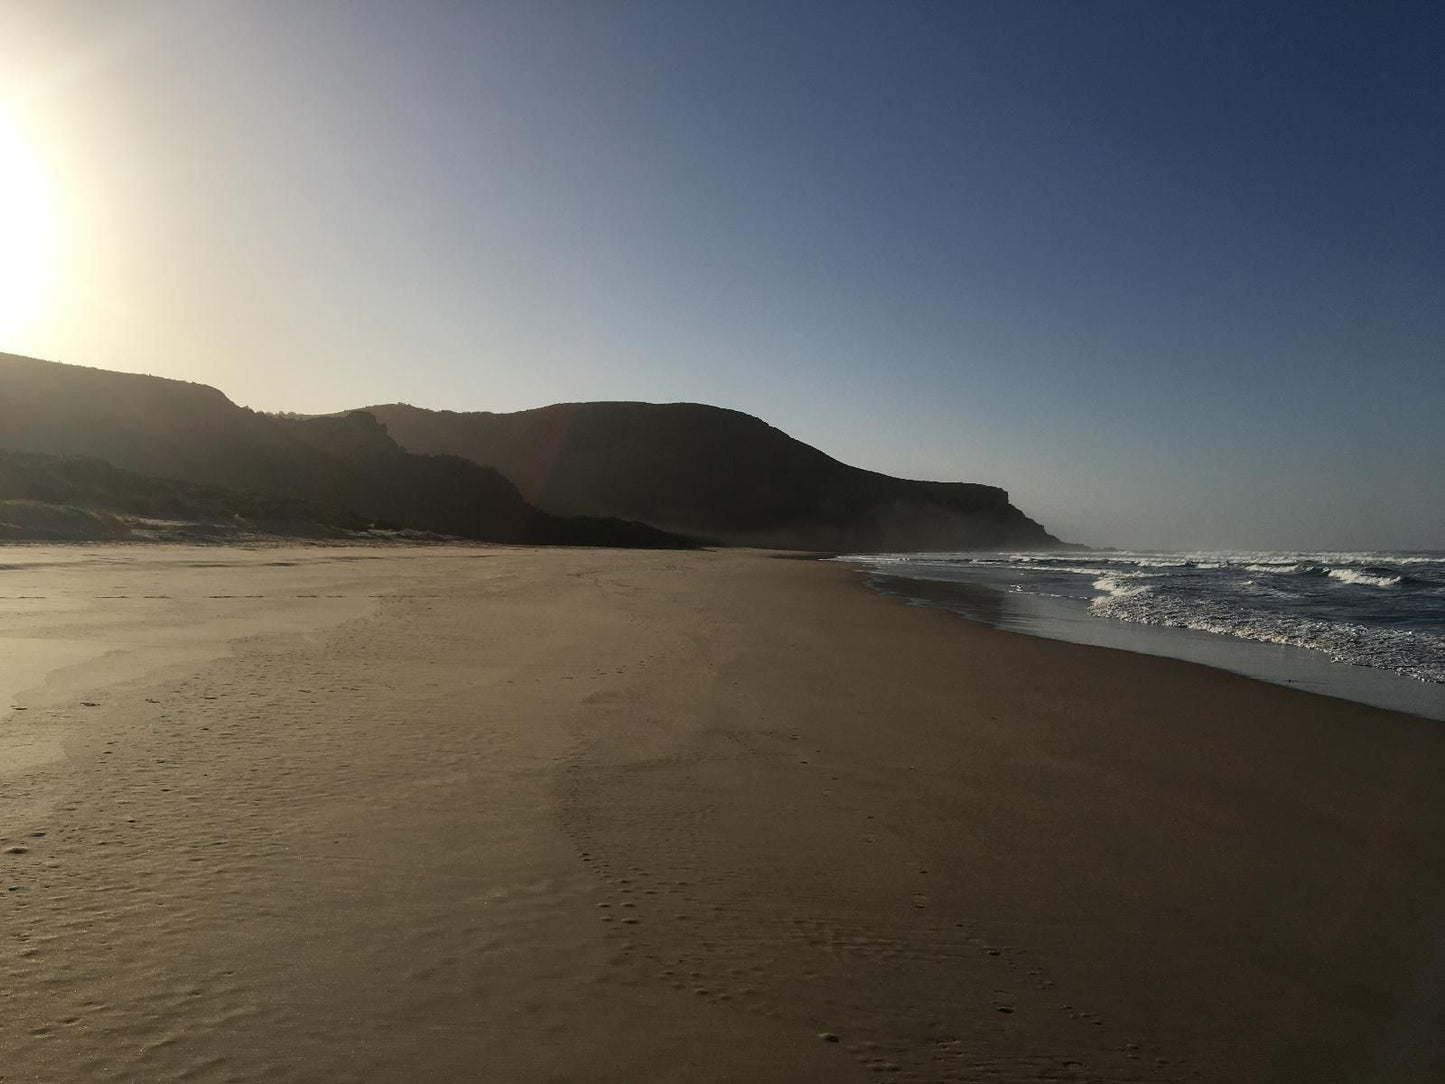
left=2, top=1, right=1441, bottom=549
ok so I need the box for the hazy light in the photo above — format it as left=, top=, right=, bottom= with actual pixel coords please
left=0, top=105, right=57, bottom=346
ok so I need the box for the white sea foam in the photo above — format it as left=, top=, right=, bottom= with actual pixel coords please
left=1091, top=574, right=1151, bottom=599
left=1325, top=568, right=1402, bottom=588
left=844, top=548, right=1445, bottom=688
left=1089, top=582, right=1444, bottom=684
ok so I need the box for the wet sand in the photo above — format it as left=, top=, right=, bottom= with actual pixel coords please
left=3, top=545, right=1444, bottom=1082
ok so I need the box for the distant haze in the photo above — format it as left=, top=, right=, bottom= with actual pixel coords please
left=1, top=1, right=1440, bottom=550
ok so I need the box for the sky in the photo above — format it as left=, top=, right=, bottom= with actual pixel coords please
left=0, top=0, right=1441, bottom=551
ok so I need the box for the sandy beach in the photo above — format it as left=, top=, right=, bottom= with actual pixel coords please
left=3, top=544, right=1444, bottom=1083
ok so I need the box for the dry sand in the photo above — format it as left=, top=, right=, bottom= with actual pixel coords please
left=2, top=544, right=1443, bottom=1083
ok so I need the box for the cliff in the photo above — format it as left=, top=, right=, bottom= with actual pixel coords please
left=364, top=401, right=1060, bottom=551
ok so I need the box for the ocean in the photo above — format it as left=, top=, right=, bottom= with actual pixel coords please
left=834, top=550, right=1445, bottom=722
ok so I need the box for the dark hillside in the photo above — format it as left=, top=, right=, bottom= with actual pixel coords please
left=365, top=401, right=1060, bottom=551
left=0, top=449, right=363, bottom=540
left=0, top=449, right=349, bottom=523
left=0, top=354, right=692, bottom=547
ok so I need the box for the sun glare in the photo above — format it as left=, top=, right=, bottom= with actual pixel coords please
left=0, top=108, right=57, bottom=347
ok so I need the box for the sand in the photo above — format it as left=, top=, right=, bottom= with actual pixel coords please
left=3, top=544, right=1444, bottom=1083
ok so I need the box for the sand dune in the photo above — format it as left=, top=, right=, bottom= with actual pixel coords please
left=3, top=545, right=1443, bottom=1082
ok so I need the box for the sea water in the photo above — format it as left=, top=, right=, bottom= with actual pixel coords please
left=834, top=550, right=1445, bottom=722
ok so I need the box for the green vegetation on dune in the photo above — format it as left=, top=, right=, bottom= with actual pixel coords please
left=0, top=448, right=356, bottom=524
left=0, top=449, right=364, bottom=540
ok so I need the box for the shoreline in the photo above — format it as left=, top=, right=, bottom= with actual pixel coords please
left=856, top=563, right=1445, bottom=723
left=4, top=545, right=1444, bottom=1081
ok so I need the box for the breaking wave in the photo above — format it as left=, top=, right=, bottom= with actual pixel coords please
left=838, top=548, right=1445, bottom=686
left=1324, top=567, right=1403, bottom=588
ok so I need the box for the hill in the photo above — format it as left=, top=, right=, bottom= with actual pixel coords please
left=363, top=401, right=1060, bottom=551
left=0, top=448, right=366, bottom=541
left=0, top=354, right=693, bottom=548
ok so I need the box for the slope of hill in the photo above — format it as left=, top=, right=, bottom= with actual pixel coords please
left=0, top=354, right=692, bottom=548
left=364, top=401, right=1061, bottom=551
left=0, top=449, right=370, bottom=540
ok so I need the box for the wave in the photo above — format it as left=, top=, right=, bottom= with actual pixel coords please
left=1090, top=591, right=1444, bottom=684
left=1092, top=574, right=1152, bottom=599
left=839, top=548, right=1445, bottom=689
left=1236, top=578, right=1304, bottom=599
left=1325, top=567, right=1403, bottom=589
left=851, top=550, right=1443, bottom=577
